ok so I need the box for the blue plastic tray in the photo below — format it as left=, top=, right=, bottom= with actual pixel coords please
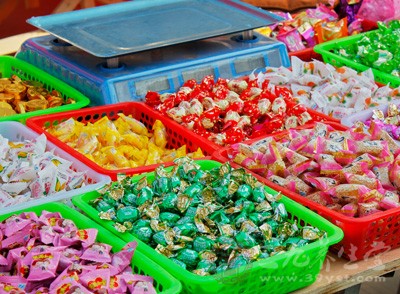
left=27, top=0, right=283, bottom=58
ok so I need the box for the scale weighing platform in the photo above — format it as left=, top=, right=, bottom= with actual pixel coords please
left=17, top=0, right=290, bottom=106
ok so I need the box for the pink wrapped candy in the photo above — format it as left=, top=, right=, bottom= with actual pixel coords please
left=0, top=211, right=156, bottom=294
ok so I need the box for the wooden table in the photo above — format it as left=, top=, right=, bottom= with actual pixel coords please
left=295, top=248, right=400, bottom=294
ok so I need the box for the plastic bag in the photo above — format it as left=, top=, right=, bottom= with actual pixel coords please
left=356, top=0, right=400, bottom=22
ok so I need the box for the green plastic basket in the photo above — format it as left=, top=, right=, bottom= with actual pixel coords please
left=0, top=202, right=182, bottom=294
left=0, top=56, right=90, bottom=124
left=72, top=160, right=344, bottom=294
left=314, top=30, right=400, bottom=88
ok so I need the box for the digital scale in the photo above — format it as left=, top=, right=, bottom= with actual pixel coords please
left=16, top=0, right=290, bottom=106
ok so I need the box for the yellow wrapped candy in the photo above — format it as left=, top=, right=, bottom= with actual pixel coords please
left=75, top=132, right=99, bottom=155
left=102, top=146, right=130, bottom=168
left=117, top=113, right=149, bottom=136
left=161, top=145, right=187, bottom=162
left=146, top=142, right=163, bottom=165
left=188, top=147, right=204, bottom=159
left=153, top=119, right=168, bottom=149
left=45, top=114, right=204, bottom=170
left=48, top=118, right=84, bottom=143
left=122, top=132, right=148, bottom=149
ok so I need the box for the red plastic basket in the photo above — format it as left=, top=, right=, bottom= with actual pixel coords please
left=212, top=121, right=400, bottom=261
left=26, top=102, right=215, bottom=180
left=289, top=48, right=322, bottom=62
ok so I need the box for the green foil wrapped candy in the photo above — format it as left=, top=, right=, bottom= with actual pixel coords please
left=236, top=184, right=252, bottom=199
left=228, top=254, right=248, bottom=269
left=215, top=263, right=229, bottom=274
left=116, top=206, right=139, bottom=223
left=133, top=219, right=151, bottom=228
left=170, top=258, right=187, bottom=269
left=121, top=192, right=137, bottom=206
left=132, top=226, right=153, bottom=243
left=193, top=236, right=215, bottom=252
left=152, top=177, right=171, bottom=195
left=160, top=212, right=180, bottom=226
left=176, top=249, right=199, bottom=268
left=173, top=223, right=198, bottom=237
left=216, top=235, right=237, bottom=251
left=235, top=231, right=257, bottom=249
left=176, top=216, right=194, bottom=226
left=95, top=200, right=113, bottom=212
left=136, top=186, right=154, bottom=206
left=160, top=192, right=178, bottom=211
left=193, top=259, right=217, bottom=276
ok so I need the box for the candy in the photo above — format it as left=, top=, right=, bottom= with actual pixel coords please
left=0, top=134, right=87, bottom=208
left=46, top=116, right=204, bottom=170
left=0, top=75, right=76, bottom=117
left=228, top=122, right=400, bottom=217
left=91, top=158, right=325, bottom=276
left=253, top=3, right=364, bottom=52
left=334, top=20, right=400, bottom=76
left=249, top=56, right=400, bottom=120
left=146, top=74, right=322, bottom=146
left=0, top=211, right=155, bottom=294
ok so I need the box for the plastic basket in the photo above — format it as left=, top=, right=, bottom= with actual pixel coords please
left=72, top=159, right=343, bottom=294
left=0, top=202, right=182, bottom=294
left=0, top=56, right=90, bottom=124
left=341, top=99, right=400, bottom=128
left=289, top=48, right=322, bottom=62
left=26, top=102, right=215, bottom=181
left=314, top=30, right=400, bottom=88
left=213, top=122, right=400, bottom=261
left=0, top=121, right=110, bottom=214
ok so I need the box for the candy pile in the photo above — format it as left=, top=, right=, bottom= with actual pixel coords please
left=91, top=158, right=326, bottom=275
left=0, top=134, right=86, bottom=207
left=229, top=122, right=400, bottom=217
left=0, top=75, right=75, bottom=117
left=0, top=211, right=155, bottom=293
left=249, top=56, right=400, bottom=119
left=334, top=20, right=400, bottom=77
left=361, top=104, right=400, bottom=142
left=45, top=115, right=204, bottom=170
left=146, top=75, right=316, bottom=146
left=256, top=4, right=354, bottom=52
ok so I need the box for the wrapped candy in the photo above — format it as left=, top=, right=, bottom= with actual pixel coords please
left=146, top=74, right=321, bottom=147
left=333, top=20, right=400, bottom=76
left=46, top=116, right=204, bottom=170
left=91, top=158, right=326, bottom=275
left=227, top=122, right=400, bottom=217
left=0, top=134, right=87, bottom=207
left=0, top=211, right=155, bottom=294
left=250, top=56, right=400, bottom=120
left=0, top=75, right=76, bottom=117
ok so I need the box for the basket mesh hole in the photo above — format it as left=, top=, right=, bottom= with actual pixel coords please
left=85, top=115, right=92, bottom=122
left=93, top=113, right=100, bottom=120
